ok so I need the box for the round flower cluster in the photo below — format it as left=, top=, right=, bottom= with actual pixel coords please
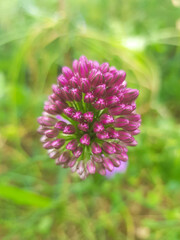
left=37, top=56, right=141, bottom=179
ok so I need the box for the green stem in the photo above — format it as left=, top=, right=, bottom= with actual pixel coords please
left=72, top=101, right=79, bottom=111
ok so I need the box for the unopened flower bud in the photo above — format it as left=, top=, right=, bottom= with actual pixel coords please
left=78, top=60, right=89, bottom=77
left=78, top=122, right=89, bottom=132
left=63, top=107, right=75, bottom=118
left=92, top=155, right=103, bottom=163
left=103, top=158, right=114, bottom=172
left=72, top=111, right=83, bottom=122
left=114, top=118, right=129, bottom=127
left=120, top=105, right=134, bottom=115
left=79, top=78, right=90, bottom=93
left=109, top=66, right=117, bottom=74
left=57, top=151, right=71, bottom=164
left=100, top=62, right=109, bottom=73
left=60, top=86, right=71, bottom=101
left=84, top=92, right=95, bottom=103
left=72, top=59, right=79, bottom=73
left=45, top=129, right=59, bottom=138
left=91, top=142, right=102, bottom=154
left=57, top=74, right=68, bottom=86
left=96, top=131, right=109, bottom=140
left=106, top=96, right=120, bottom=108
left=40, top=135, right=49, bottom=143
left=94, top=84, right=106, bottom=98
left=102, top=142, right=116, bottom=154
left=37, top=116, right=57, bottom=126
left=106, top=86, right=119, bottom=96
left=69, top=76, right=79, bottom=88
left=123, top=89, right=139, bottom=102
left=108, top=104, right=125, bottom=116
left=37, top=126, right=51, bottom=135
left=63, top=125, right=76, bottom=134
left=87, top=160, right=96, bottom=174
left=52, top=84, right=61, bottom=96
left=100, top=114, right=114, bottom=125
left=89, top=70, right=103, bottom=87
left=130, top=129, right=141, bottom=135
left=54, top=121, right=67, bottom=130
left=80, top=134, right=90, bottom=145
left=48, top=149, right=60, bottom=159
left=110, top=157, right=121, bottom=167
left=66, top=139, right=78, bottom=151
left=67, top=157, right=77, bottom=167
left=106, top=127, right=119, bottom=139
left=43, top=141, right=53, bottom=149
left=93, top=121, right=104, bottom=133
left=97, top=164, right=106, bottom=175
left=62, top=66, right=73, bottom=80
left=51, top=139, right=65, bottom=149
left=112, top=70, right=126, bottom=86
left=55, top=100, right=68, bottom=112
left=69, top=88, right=82, bottom=102
left=93, top=61, right=100, bottom=69
left=103, top=72, right=114, bottom=85
left=76, top=160, right=85, bottom=175
left=83, top=112, right=94, bottom=122
left=73, top=147, right=83, bottom=158
left=117, top=153, right=128, bottom=162
left=93, top=98, right=106, bottom=110
left=125, top=114, right=141, bottom=122
left=118, top=131, right=132, bottom=141
left=123, top=122, right=141, bottom=131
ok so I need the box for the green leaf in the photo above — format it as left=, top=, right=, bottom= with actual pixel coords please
left=0, top=184, right=51, bottom=208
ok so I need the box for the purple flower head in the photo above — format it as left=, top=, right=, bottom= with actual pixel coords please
left=37, top=56, right=141, bottom=179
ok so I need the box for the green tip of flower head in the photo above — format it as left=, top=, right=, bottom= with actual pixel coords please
left=37, top=56, right=141, bottom=180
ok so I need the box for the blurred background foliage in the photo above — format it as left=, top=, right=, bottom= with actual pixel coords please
left=0, top=0, right=180, bottom=239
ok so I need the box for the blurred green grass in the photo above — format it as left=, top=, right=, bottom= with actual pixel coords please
left=0, top=0, right=180, bottom=239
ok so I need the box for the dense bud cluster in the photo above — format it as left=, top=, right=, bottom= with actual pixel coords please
left=37, top=56, right=141, bottom=179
